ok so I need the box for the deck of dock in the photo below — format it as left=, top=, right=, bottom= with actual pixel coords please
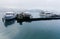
left=16, top=17, right=60, bottom=22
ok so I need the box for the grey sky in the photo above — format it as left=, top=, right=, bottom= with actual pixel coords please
left=0, top=0, right=60, bottom=10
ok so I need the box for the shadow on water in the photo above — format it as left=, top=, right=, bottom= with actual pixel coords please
left=3, top=19, right=15, bottom=27
left=17, top=19, right=32, bottom=25
left=16, top=17, right=60, bottom=25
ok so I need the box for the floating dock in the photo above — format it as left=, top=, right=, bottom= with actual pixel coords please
left=16, top=17, right=60, bottom=22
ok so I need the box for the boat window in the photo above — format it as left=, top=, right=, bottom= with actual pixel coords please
left=6, top=13, right=14, bottom=15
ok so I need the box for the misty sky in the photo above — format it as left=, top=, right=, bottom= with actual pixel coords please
left=0, top=0, right=59, bottom=9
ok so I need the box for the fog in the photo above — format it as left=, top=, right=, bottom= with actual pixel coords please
left=0, top=0, right=60, bottom=39
left=0, top=0, right=60, bottom=10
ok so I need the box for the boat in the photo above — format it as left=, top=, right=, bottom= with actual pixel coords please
left=2, top=12, right=17, bottom=21
left=16, top=12, right=32, bottom=20
left=40, top=11, right=54, bottom=18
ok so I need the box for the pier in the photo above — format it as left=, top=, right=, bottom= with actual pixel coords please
left=16, top=17, right=60, bottom=22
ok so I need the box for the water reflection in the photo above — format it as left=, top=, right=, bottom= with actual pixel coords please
left=17, top=20, right=32, bottom=25
left=3, top=19, right=15, bottom=27
left=3, top=18, right=60, bottom=26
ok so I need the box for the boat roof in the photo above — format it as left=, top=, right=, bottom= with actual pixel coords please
left=6, top=12, right=14, bottom=13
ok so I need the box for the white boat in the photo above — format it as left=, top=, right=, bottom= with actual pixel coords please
left=2, top=12, right=16, bottom=21
left=40, top=11, right=54, bottom=18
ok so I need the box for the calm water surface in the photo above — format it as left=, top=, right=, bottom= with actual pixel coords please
left=0, top=12, right=60, bottom=39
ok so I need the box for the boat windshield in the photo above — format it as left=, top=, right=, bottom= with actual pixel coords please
left=6, top=13, right=14, bottom=15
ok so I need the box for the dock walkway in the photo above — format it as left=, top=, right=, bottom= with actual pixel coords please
left=16, top=17, right=60, bottom=22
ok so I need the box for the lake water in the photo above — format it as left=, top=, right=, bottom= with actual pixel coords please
left=0, top=12, right=60, bottom=39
